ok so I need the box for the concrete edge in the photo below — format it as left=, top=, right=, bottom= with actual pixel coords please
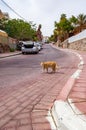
left=0, top=52, right=21, bottom=59
left=51, top=100, right=86, bottom=130
left=50, top=44, right=86, bottom=130
left=57, top=77, right=75, bottom=101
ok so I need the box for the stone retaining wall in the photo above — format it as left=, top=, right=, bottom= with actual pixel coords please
left=59, top=38, right=86, bottom=51
left=56, top=30, right=86, bottom=51
left=68, top=38, right=86, bottom=51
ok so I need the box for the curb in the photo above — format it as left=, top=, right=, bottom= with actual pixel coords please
left=51, top=100, right=86, bottom=130
left=50, top=45, right=86, bottom=130
left=0, top=52, right=21, bottom=59
left=57, top=77, right=75, bottom=101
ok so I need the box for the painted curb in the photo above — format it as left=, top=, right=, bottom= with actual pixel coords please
left=51, top=100, right=86, bottom=130
left=57, top=77, right=75, bottom=101
left=50, top=45, right=86, bottom=130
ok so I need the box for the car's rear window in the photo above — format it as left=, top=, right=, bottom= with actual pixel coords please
left=24, top=44, right=34, bottom=48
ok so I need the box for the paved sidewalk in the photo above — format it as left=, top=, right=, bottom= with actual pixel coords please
left=52, top=49, right=86, bottom=130
left=68, top=51, right=86, bottom=115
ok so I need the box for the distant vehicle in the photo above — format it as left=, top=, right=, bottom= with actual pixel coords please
left=21, top=41, right=39, bottom=54
left=34, top=42, right=42, bottom=51
left=17, top=41, right=24, bottom=51
left=38, top=42, right=43, bottom=49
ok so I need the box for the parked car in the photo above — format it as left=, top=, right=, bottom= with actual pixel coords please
left=34, top=42, right=42, bottom=51
left=38, top=42, right=43, bottom=49
left=16, top=41, right=24, bottom=51
left=21, top=41, right=39, bottom=54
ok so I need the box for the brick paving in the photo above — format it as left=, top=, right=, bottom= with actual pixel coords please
left=0, top=63, right=78, bottom=130
left=68, top=52, right=86, bottom=116
left=2, top=49, right=86, bottom=129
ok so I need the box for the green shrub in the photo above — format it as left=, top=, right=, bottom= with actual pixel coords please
left=10, top=48, right=15, bottom=52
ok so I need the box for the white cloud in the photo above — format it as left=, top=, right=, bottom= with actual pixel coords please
left=0, top=0, right=86, bottom=36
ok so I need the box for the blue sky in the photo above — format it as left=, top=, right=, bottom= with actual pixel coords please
left=0, top=0, right=86, bottom=36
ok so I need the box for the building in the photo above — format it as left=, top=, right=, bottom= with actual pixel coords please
left=43, top=36, right=49, bottom=43
left=0, top=9, right=9, bottom=19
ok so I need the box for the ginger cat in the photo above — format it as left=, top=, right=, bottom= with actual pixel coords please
left=41, top=61, right=59, bottom=73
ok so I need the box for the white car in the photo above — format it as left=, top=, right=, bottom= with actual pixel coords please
left=35, top=42, right=43, bottom=51
left=21, top=41, right=39, bottom=54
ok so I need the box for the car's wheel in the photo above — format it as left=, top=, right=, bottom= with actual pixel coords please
left=35, top=51, right=39, bottom=54
left=22, top=52, right=25, bottom=54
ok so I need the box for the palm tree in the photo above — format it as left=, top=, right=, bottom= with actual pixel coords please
left=77, top=13, right=86, bottom=32
left=69, top=15, right=78, bottom=27
left=54, top=21, right=64, bottom=42
left=60, top=14, right=67, bottom=20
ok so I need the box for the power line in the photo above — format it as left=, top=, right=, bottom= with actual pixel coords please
left=1, top=0, right=28, bottom=22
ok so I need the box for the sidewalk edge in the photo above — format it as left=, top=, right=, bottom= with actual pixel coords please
left=0, top=52, right=21, bottom=59
left=51, top=100, right=86, bottom=130
left=50, top=45, right=86, bottom=130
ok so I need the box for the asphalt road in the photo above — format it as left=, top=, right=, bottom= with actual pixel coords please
left=0, top=44, right=79, bottom=89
